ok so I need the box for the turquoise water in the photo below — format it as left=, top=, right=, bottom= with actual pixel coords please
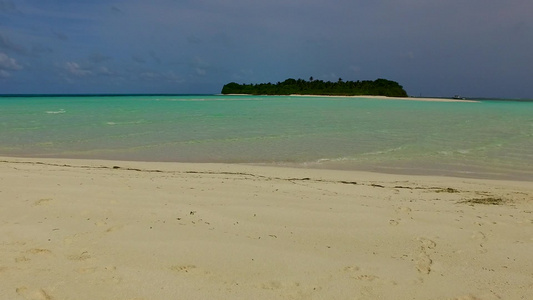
left=1, top=95, right=532, bottom=180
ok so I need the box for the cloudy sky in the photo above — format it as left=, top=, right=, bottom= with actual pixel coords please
left=1, top=0, right=531, bottom=98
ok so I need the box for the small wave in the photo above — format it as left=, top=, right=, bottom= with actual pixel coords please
left=162, top=98, right=211, bottom=102
left=105, top=120, right=145, bottom=126
left=45, top=109, right=66, bottom=114
left=316, top=157, right=350, bottom=163
left=306, top=157, right=353, bottom=166
left=362, top=146, right=404, bottom=156
left=309, top=148, right=406, bottom=166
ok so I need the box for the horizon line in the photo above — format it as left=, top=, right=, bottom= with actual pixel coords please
left=0, top=93, right=531, bottom=101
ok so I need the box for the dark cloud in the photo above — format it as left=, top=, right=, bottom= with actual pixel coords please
left=88, top=52, right=112, bottom=64
left=0, top=0, right=531, bottom=97
left=0, top=0, right=16, bottom=12
left=190, top=56, right=209, bottom=76
left=0, top=52, right=22, bottom=78
left=64, top=62, right=92, bottom=77
left=30, top=44, right=53, bottom=56
left=187, top=35, right=202, bottom=45
left=52, top=30, right=69, bottom=41
left=132, top=55, right=146, bottom=64
left=0, top=52, right=21, bottom=70
left=149, top=51, right=161, bottom=64
left=0, top=33, right=53, bottom=58
left=110, top=6, right=122, bottom=14
left=138, top=70, right=183, bottom=83
left=96, top=66, right=114, bottom=76
left=0, top=32, right=28, bottom=55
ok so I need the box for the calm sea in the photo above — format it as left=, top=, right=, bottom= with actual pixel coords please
left=1, top=95, right=532, bottom=180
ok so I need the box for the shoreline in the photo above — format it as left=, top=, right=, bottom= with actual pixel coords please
left=290, top=94, right=481, bottom=103
left=2, top=155, right=530, bottom=183
left=1, top=156, right=532, bottom=299
left=224, top=93, right=480, bottom=103
left=4, top=153, right=530, bottom=182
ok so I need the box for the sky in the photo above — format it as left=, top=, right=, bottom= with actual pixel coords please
left=0, top=0, right=532, bottom=98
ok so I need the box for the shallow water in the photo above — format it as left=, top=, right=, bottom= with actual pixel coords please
left=1, top=95, right=532, bottom=180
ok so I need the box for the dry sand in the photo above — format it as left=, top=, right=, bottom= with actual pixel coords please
left=1, top=157, right=531, bottom=299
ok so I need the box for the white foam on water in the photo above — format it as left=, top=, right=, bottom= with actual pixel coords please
left=45, top=109, right=66, bottom=114
left=361, top=146, right=405, bottom=156
left=105, top=120, right=145, bottom=126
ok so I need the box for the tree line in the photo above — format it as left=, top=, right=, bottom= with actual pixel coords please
left=221, top=77, right=408, bottom=97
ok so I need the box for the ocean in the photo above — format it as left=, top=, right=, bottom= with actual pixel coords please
left=1, top=94, right=532, bottom=180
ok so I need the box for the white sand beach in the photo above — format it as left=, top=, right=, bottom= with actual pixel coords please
left=288, top=94, right=480, bottom=103
left=1, top=157, right=532, bottom=299
left=224, top=94, right=478, bottom=102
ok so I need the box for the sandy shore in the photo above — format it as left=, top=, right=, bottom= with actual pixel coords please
left=224, top=94, right=479, bottom=102
left=1, top=157, right=531, bottom=299
left=288, top=94, right=480, bottom=103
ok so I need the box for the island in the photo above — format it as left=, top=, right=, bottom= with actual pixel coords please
left=221, top=78, right=408, bottom=97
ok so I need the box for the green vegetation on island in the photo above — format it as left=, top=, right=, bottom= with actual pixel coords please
left=221, top=78, right=408, bottom=97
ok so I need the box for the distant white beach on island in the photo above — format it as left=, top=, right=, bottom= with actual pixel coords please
left=222, top=93, right=480, bottom=102
left=288, top=94, right=481, bottom=102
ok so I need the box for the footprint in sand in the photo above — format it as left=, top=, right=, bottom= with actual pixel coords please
left=394, top=206, right=413, bottom=222
left=389, top=219, right=400, bottom=226
left=396, top=206, right=412, bottom=214
left=343, top=266, right=381, bottom=282
left=15, top=287, right=53, bottom=300
left=260, top=280, right=303, bottom=291
left=418, top=238, right=436, bottom=250
left=471, top=231, right=488, bottom=254
left=16, top=248, right=53, bottom=262
left=170, top=265, right=197, bottom=273
left=354, top=274, right=380, bottom=281
left=32, top=199, right=53, bottom=207
left=169, top=264, right=211, bottom=276
left=471, top=231, right=487, bottom=241
left=77, top=267, right=97, bottom=274
left=415, top=238, right=436, bottom=275
left=261, top=280, right=284, bottom=290
left=343, top=266, right=360, bottom=272
left=105, top=224, right=124, bottom=233
left=77, top=265, right=121, bottom=281
left=15, top=256, right=31, bottom=263
left=451, top=295, right=493, bottom=300
left=27, top=248, right=52, bottom=255
left=67, top=251, right=91, bottom=261
left=416, top=253, right=432, bottom=275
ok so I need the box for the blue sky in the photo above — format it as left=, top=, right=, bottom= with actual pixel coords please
left=0, top=0, right=531, bottom=97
